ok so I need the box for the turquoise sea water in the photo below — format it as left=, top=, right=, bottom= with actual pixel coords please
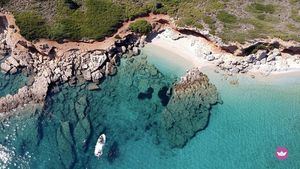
left=0, top=46, right=300, bottom=169
left=0, top=72, right=28, bottom=97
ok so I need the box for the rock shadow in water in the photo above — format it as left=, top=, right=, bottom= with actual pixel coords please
left=138, top=87, right=154, bottom=100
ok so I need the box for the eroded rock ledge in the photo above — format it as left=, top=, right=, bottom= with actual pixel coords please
left=0, top=12, right=147, bottom=115
left=162, top=68, right=220, bottom=148
left=0, top=75, right=48, bottom=116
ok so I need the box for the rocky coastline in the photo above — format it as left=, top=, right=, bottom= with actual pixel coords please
left=1, top=11, right=300, bottom=116
left=0, top=12, right=149, bottom=115
left=151, top=28, right=300, bottom=77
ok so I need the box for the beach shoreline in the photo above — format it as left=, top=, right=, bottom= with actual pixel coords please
left=145, top=28, right=300, bottom=81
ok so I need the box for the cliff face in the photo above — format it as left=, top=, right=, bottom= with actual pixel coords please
left=162, top=68, right=220, bottom=148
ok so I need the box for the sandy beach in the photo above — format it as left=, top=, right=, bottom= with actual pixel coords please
left=148, top=29, right=221, bottom=67
left=145, top=28, right=300, bottom=81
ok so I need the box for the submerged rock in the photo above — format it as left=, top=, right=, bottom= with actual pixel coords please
left=162, top=68, right=219, bottom=148
left=74, top=117, right=91, bottom=152
left=14, top=110, right=43, bottom=154
left=86, top=83, right=100, bottom=91
left=75, top=96, right=87, bottom=120
left=56, top=121, right=76, bottom=169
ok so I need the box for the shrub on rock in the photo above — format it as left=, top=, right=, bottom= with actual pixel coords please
left=129, top=19, right=152, bottom=34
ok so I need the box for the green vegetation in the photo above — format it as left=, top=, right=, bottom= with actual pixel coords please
left=247, top=3, right=276, bottom=14
left=15, top=11, right=49, bottom=40
left=50, top=0, right=124, bottom=40
left=287, top=23, right=299, bottom=31
left=291, top=9, right=300, bottom=22
left=217, top=11, right=237, bottom=23
left=203, top=15, right=216, bottom=34
left=129, top=20, right=152, bottom=34
left=0, top=0, right=9, bottom=7
left=3, top=0, right=300, bottom=43
left=250, top=44, right=271, bottom=54
left=290, top=0, right=300, bottom=4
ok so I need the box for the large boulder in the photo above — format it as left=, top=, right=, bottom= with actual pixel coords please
left=267, top=49, right=281, bottom=62
left=256, top=50, right=267, bottom=61
left=6, top=56, right=19, bottom=67
left=30, top=76, right=49, bottom=103
left=9, top=67, right=17, bottom=74
left=230, top=67, right=240, bottom=73
left=89, top=53, right=107, bottom=71
left=162, top=68, right=219, bottom=148
left=132, top=47, right=140, bottom=56
left=245, top=54, right=255, bottom=63
left=82, top=70, right=92, bottom=81
left=105, top=62, right=117, bottom=76
left=91, top=70, right=103, bottom=83
left=0, top=62, right=11, bottom=73
left=206, top=54, right=215, bottom=61
left=120, top=46, right=127, bottom=53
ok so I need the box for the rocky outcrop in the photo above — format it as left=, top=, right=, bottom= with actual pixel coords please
left=0, top=62, right=11, bottom=73
left=0, top=16, right=147, bottom=115
left=211, top=47, right=299, bottom=75
left=0, top=39, right=9, bottom=57
left=162, top=68, right=219, bottom=148
left=75, top=96, right=87, bottom=119
left=0, top=75, right=49, bottom=115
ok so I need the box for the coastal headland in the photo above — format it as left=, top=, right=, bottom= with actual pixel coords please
left=0, top=1, right=300, bottom=168
left=0, top=10, right=300, bottom=116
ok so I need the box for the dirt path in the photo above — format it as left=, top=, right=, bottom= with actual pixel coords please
left=1, top=11, right=226, bottom=58
left=1, top=12, right=176, bottom=56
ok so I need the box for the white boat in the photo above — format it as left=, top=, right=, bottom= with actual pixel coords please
left=94, top=134, right=106, bottom=157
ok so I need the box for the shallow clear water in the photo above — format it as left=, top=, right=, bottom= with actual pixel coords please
left=0, top=72, right=28, bottom=97
left=0, top=46, right=300, bottom=169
